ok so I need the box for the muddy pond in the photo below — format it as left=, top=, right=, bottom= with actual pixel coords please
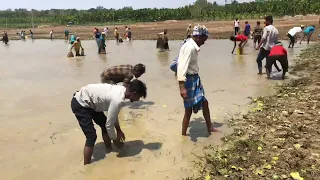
left=0, top=39, right=307, bottom=180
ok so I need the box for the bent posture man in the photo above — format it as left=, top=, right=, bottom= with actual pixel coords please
left=71, top=80, right=147, bottom=165
left=100, top=64, right=146, bottom=86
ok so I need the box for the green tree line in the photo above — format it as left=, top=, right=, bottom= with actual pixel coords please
left=0, top=0, right=319, bottom=27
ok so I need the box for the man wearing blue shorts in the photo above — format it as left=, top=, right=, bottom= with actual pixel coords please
left=300, top=25, right=316, bottom=44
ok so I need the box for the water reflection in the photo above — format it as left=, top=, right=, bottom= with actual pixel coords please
left=156, top=51, right=169, bottom=66
left=98, top=54, right=108, bottom=62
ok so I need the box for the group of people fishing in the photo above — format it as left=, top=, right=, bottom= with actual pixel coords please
left=71, top=24, right=219, bottom=165
left=66, top=26, right=134, bottom=57
left=3, top=16, right=317, bottom=166
left=229, top=16, right=316, bottom=79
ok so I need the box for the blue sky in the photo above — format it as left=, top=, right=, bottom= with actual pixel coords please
left=1, top=0, right=252, bottom=10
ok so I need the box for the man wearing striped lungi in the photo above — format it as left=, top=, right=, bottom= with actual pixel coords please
left=177, top=25, right=217, bottom=136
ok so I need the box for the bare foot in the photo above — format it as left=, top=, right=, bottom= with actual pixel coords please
left=208, top=128, right=220, bottom=134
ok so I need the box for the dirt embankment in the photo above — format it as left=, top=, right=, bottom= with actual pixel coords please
left=2, top=16, right=319, bottom=41
left=187, top=44, right=320, bottom=180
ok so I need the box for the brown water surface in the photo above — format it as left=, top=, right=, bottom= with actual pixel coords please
left=0, top=39, right=307, bottom=180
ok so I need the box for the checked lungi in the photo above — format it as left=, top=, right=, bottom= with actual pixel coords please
left=184, top=74, right=206, bottom=113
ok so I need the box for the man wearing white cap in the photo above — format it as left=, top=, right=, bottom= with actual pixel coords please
left=287, top=25, right=304, bottom=48
left=177, top=25, right=217, bottom=136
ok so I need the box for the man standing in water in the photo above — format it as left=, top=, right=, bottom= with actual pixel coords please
left=98, top=32, right=106, bottom=54
left=2, top=31, right=9, bottom=44
left=29, top=30, right=34, bottom=41
left=244, top=21, right=251, bottom=37
left=64, top=28, right=69, bottom=41
left=114, top=27, right=119, bottom=42
left=49, top=30, right=53, bottom=40
left=252, top=21, right=263, bottom=49
left=71, top=79, right=147, bottom=165
left=255, top=16, right=278, bottom=75
left=177, top=25, right=216, bottom=136
left=234, top=18, right=240, bottom=35
left=100, top=64, right=146, bottom=86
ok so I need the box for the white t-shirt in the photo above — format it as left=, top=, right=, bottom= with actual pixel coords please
left=234, top=20, right=240, bottom=28
left=261, top=25, right=278, bottom=51
left=177, top=38, right=200, bottom=82
left=74, top=84, right=126, bottom=140
left=104, top=28, right=108, bottom=34
left=288, top=27, right=302, bottom=37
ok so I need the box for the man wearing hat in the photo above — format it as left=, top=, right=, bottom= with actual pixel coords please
left=287, top=25, right=304, bottom=48
left=177, top=25, right=217, bottom=136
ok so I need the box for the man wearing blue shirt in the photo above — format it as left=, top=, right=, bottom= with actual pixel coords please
left=300, top=25, right=316, bottom=44
left=244, top=21, right=251, bottom=37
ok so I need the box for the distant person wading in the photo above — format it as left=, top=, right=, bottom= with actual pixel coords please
left=234, top=18, right=240, bottom=35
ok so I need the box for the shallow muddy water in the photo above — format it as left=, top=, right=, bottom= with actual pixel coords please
left=0, top=39, right=307, bottom=180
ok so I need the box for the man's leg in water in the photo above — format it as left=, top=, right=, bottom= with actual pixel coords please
left=202, top=100, right=216, bottom=134
left=256, top=48, right=268, bottom=74
left=78, top=116, right=97, bottom=165
left=265, top=56, right=274, bottom=79
left=182, top=108, right=192, bottom=136
left=93, top=112, right=112, bottom=150
left=71, top=97, right=97, bottom=165
left=273, top=62, right=281, bottom=72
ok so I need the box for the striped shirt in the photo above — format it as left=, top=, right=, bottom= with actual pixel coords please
left=101, top=64, right=134, bottom=84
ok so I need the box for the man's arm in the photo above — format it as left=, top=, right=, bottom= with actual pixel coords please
left=106, top=100, right=122, bottom=140
left=257, top=28, right=268, bottom=50
left=123, top=75, right=133, bottom=87
left=177, top=46, right=193, bottom=98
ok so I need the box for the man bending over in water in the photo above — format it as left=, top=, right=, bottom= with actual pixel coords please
left=230, top=34, right=248, bottom=54
left=100, top=64, right=146, bottom=86
left=71, top=79, right=147, bottom=165
left=300, top=25, right=316, bottom=44
left=266, top=42, right=288, bottom=79
left=70, top=37, right=84, bottom=56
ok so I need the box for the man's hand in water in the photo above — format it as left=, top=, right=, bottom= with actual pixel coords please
left=117, top=130, right=125, bottom=142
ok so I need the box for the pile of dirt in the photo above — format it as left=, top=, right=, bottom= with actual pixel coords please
left=187, top=44, right=320, bottom=180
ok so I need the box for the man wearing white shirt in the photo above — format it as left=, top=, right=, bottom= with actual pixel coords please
left=104, top=27, right=108, bottom=37
left=256, top=16, right=279, bottom=74
left=234, top=18, right=240, bottom=35
left=71, top=80, right=147, bottom=165
left=287, top=25, right=304, bottom=48
left=177, top=25, right=217, bottom=136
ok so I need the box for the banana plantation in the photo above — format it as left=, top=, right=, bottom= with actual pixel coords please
left=0, top=0, right=319, bottom=27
